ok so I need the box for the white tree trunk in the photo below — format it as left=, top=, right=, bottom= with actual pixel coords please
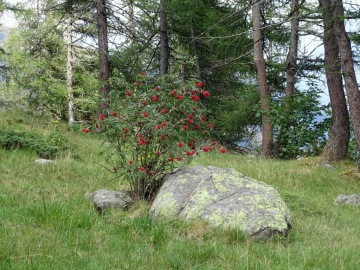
left=66, top=15, right=74, bottom=125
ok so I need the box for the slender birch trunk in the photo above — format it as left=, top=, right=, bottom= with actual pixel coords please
left=97, top=0, right=110, bottom=111
left=66, top=15, right=75, bottom=125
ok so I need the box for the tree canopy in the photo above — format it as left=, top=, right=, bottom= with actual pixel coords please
left=1, top=0, right=360, bottom=161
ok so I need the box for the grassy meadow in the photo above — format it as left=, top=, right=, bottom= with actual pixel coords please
left=1, top=110, right=360, bottom=269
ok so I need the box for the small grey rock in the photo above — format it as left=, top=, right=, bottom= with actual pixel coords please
left=88, top=189, right=134, bottom=214
left=334, top=194, right=360, bottom=206
left=322, top=163, right=336, bottom=170
left=35, top=159, right=53, bottom=165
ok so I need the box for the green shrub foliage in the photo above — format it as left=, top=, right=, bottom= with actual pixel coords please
left=0, top=123, right=75, bottom=159
left=271, top=90, right=331, bottom=158
left=0, top=128, right=58, bottom=158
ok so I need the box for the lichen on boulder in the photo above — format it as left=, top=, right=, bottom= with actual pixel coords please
left=149, top=166, right=291, bottom=239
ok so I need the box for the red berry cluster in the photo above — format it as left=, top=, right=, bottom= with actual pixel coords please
left=83, top=74, right=227, bottom=198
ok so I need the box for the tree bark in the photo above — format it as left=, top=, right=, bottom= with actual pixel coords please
left=319, top=0, right=350, bottom=161
left=285, top=0, right=299, bottom=97
left=332, top=0, right=360, bottom=168
left=191, top=21, right=203, bottom=81
left=273, top=0, right=299, bottom=157
left=66, top=15, right=75, bottom=125
left=252, top=0, right=273, bottom=157
left=97, top=0, right=110, bottom=110
left=159, top=0, right=169, bottom=75
left=128, top=0, right=134, bottom=34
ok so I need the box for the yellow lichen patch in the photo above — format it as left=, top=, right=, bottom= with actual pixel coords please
left=151, top=192, right=179, bottom=218
left=181, top=189, right=220, bottom=220
left=211, top=171, right=239, bottom=192
left=177, top=176, right=189, bottom=184
left=225, top=211, right=247, bottom=229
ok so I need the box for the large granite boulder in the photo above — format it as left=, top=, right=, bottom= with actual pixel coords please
left=150, top=166, right=291, bottom=239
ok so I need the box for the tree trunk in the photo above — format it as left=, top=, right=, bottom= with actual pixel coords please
left=332, top=0, right=360, bottom=168
left=252, top=0, right=273, bottom=157
left=319, top=0, right=350, bottom=161
left=285, top=0, right=299, bottom=97
left=128, top=0, right=134, bottom=34
left=273, top=0, right=299, bottom=157
left=191, top=21, right=203, bottom=81
left=66, top=15, right=75, bottom=125
left=159, top=0, right=169, bottom=75
left=97, top=0, right=110, bottom=110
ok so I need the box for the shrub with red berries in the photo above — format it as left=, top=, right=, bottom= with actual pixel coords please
left=87, top=74, right=226, bottom=200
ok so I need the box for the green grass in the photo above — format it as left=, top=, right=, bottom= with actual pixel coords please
left=1, top=109, right=360, bottom=269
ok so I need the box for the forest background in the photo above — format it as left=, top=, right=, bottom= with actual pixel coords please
left=0, top=0, right=360, bottom=162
